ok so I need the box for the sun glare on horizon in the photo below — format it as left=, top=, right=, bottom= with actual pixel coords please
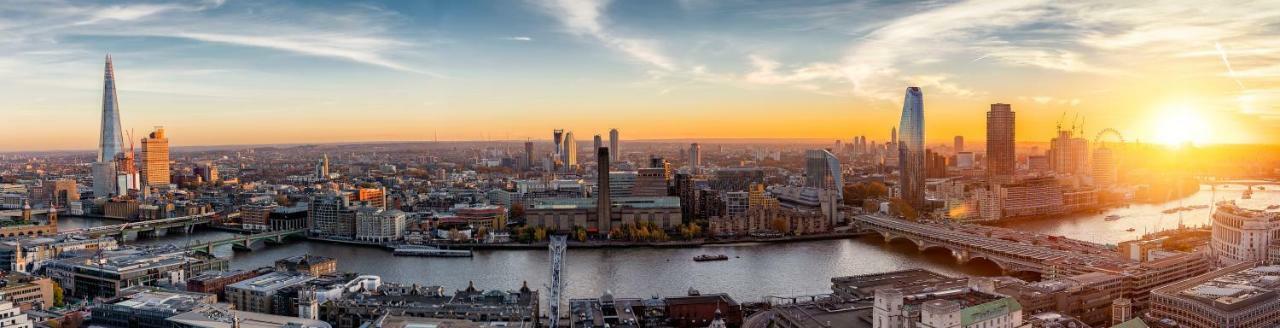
left=1151, top=104, right=1212, bottom=147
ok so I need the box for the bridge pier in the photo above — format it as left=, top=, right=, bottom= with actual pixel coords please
left=120, top=230, right=138, bottom=242
left=151, top=228, right=168, bottom=237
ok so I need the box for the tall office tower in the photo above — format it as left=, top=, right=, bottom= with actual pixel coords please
left=140, top=126, right=170, bottom=188
left=596, top=147, right=611, bottom=229
left=562, top=132, right=577, bottom=170
left=1092, top=146, right=1116, bottom=187
left=593, top=134, right=603, bottom=155
left=93, top=55, right=126, bottom=198
left=316, top=154, right=330, bottom=180
left=986, top=103, right=1016, bottom=180
left=609, top=129, right=619, bottom=162
left=524, top=141, right=535, bottom=169
left=898, top=87, right=925, bottom=208
left=553, top=129, right=565, bottom=156
left=689, top=143, right=702, bottom=173
left=804, top=149, right=844, bottom=199
left=954, top=136, right=964, bottom=153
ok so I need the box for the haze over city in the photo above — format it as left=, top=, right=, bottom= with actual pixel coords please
left=8, top=2, right=1280, bottom=328
left=3, top=0, right=1279, bottom=151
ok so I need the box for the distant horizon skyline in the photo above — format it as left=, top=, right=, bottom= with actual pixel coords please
left=3, top=135, right=1258, bottom=155
left=3, top=1, right=1276, bottom=151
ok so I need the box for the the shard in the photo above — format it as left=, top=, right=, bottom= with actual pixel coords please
left=93, top=55, right=125, bottom=197
left=897, top=87, right=925, bottom=209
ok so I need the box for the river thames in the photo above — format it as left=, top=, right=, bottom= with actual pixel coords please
left=57, top=184, right=1278, bottom=304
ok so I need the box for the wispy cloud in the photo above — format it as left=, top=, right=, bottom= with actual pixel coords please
left=533, top=0, right=675, bottom=71
left=0, top=0, right=424, bottom=78
left=1215, top=42, right=1246, bottom=90
left=502, top=36, right=534, bottom=41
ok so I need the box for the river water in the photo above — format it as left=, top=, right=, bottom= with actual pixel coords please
left=55, top=184, right=1278, bottom=303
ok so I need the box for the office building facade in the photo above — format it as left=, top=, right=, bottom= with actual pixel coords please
left=986, top=103, right=1015, bottom=179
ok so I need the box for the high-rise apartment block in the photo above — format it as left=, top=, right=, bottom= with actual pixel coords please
left=897, top=87, right=925, bottom=208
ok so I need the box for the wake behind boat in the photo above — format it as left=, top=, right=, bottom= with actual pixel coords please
left=393, top=245, right=474, bottom=257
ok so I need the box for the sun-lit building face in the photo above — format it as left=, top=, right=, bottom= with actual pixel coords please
left=1151, top=105, right=1212, bottom=147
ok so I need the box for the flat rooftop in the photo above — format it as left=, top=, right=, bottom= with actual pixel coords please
left=528, top=196, right=680, bottom=210
left=227, top=272, right=315, bottom=293
left=1179, top=265, right=1280, bottom=307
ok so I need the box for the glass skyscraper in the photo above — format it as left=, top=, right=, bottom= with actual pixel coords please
left=93, top=55, right=125, bottom=197
left=805, top=149, right=843, bottom=200
left=898, top=87, right=925, bottom=208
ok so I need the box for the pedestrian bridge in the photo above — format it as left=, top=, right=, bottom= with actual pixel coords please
left=853, top=214, right=1124, bottom=278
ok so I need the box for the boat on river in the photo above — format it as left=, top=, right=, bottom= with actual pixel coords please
left=1125, top=228, right=1136, bottom=232
left=1104, top=215, right=1123, bottom=221
left=694, top=254, right=729, bottom=262
left=393, top=245, right=473, bottom=257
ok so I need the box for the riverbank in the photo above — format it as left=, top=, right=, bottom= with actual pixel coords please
left=380, top=231, right=872, bottom=250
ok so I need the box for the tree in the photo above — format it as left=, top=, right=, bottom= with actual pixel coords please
left=511, top=202, right=526, bottom=219
left=575, top=227, right=588, bottom=242
left=843, top=181, right=889, bottom=206
left=607, top=227, right=623, bottom=240
left=476, top=226, right=489, bottom=240
left=52, top=282, right=64, bottom=307
left=888, top=198, right=919, bottom=221
left=534, top=226, right=548, bottom=242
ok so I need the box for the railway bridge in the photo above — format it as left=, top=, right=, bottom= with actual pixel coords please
left=854, top=215, right=1126, bottom=278
left=60, top=212, right=216, bottom=241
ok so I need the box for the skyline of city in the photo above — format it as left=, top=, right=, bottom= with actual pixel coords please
left=2, top=0, right=1278, bottom=151
left=8, top=2, right=1280, bottom=328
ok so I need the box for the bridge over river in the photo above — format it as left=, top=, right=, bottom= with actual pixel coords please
left=853, top=214, right=1130, bottom=278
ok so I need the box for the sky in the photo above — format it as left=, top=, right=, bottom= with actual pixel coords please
left=1, top=0, right=1279, bottom=151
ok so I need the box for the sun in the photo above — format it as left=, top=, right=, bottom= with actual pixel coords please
left=1151, top=105, right=1211, bottom=147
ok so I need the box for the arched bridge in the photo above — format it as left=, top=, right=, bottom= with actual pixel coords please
left=854, top=215, right=1126, bottom=278
left=187, top=229, right=307, bottom=253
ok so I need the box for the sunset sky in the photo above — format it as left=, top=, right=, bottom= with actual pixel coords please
left=1, top=0, right=1278, bottom=151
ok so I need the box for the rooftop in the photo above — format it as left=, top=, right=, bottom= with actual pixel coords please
left=527, top=196, right=680, bottom=210
left=227, top=272, right=315, bottom=293
left=1178, top=265, right=1280, bottom=308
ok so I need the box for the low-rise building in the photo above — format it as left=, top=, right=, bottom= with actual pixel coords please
left=274, top=255, right=337, bottom=276
left=0, top=235, right=119, bottom=273
left=1149, top=263, right=1280, bottom=328
left=44, top=246, right=227, bottom=300
left=524, top=196, right=682, bottom=234
left=224, top=272, right=316, bottom=315
left=91, top=287, right=218, bottom=328
left=318, top=282, right=539, bottom=328
left=355, top=207, right=406, bottom=243
left=186, top=268, right=270, bottom=300
left=0, top=272, right=54, bottom=311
